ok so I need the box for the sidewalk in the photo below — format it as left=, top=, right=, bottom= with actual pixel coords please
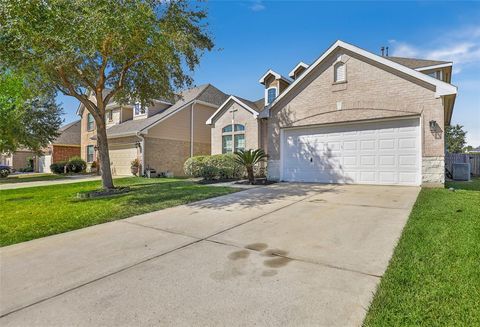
left=0, top=175, right=102, bottom=190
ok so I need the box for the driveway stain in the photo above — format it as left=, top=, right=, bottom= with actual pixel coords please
left=245, top=243, right=268, bottom=251
left=263, top=257, right=292, bottom=268
left=228, top=250, right=250, bottom=260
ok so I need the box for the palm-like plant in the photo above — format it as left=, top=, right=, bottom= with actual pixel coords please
left=234, top=149, right=268, bottom=184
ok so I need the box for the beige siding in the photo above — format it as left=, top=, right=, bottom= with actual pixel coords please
left=193, top=103, right=216, bottom=145
left=147, top=105, right=192, bottom=142
left=210, top=101, right=260, bottom=154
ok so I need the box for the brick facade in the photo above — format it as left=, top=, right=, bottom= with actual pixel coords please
left=52, top=145, right=80, bottom=163
left=267, top=49, right=446, bottom=185
left=210, top=101, right=260, bottom=154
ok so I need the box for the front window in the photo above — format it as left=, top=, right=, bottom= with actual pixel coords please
left=134, top=103, right=147, bottom=116
left=222, top=135, right=233, bottom=153
left=107, top=110, right=113, bottom=122
left=267, top=88, right=277, bottom=104
left=222, top=124, right=245, bottom=153
left=87, top=113, right=94, bottom=131
left=86, top=145, right=94, bottom=163
left=234, top=134, right=245, bottom=151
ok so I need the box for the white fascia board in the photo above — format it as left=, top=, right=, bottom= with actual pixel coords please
left=258, top=69, right=292, bottom=85
left=415, top=62, right=452, bottom=71
left=288, top=62, right=310, bottom=78
left=206, top=95, right=258, bottom=125
left=268, top=40, right=457, bottom=111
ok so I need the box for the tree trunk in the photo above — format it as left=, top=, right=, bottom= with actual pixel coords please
left=96, top=123, right=114, bottom=189
left=247, top=166, right=255, bottom=184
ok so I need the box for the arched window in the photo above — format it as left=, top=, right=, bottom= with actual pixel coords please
left=234, top=124, right=245, bottom=131
left=334, top=62, right=346, bottom=83
left=222, top=124, right=245, bottom=153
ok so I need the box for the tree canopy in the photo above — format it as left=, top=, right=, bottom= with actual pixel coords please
left=0, top=71, right=62, bottom=154
left=445, top=124, right=467, bottom=153
left=0, top=0, right=214, bottom=188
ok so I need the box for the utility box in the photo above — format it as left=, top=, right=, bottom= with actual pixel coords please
left=452, top=163, right=470, bottom=181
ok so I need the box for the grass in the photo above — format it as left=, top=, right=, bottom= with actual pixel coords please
left=364, top=178, right=480, bottom=326
left=0, top=173, right=67, bottom=184
left=0, top=177, right=238, bottom=247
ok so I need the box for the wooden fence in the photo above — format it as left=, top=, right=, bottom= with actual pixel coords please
left=445, top=153, right=480, bottom=176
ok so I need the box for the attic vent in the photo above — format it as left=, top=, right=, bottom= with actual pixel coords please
left=334, top=62, right=346, bottom=83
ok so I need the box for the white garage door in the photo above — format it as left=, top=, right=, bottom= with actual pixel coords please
left=282, top=118, right=420, bottom=185
left=109, top=145, right=137, bottom=176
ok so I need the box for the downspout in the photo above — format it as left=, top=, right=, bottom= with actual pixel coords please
left=137, top=132, right=145, bottom=176
left=190, top=102, right=195, bottom=157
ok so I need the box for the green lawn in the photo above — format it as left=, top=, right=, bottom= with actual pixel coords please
left=364, top=178, right=480, bottom=326
left=0, top=173, right=66, bottom=184
left=0, top=177, right=237, bottom=246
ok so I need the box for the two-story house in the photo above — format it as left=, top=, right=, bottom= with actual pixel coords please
left=78, top=84, right=228, bottom=176
left=207, top=40, right=457, bottom=187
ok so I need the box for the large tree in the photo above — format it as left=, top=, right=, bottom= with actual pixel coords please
left=445, top=124, right=467, bottom=153
left=0, top=0, right=214, bottom=189
left=0, top=71, right=62, bottom=154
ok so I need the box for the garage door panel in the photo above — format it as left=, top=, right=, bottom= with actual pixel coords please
left=282, top=119, right=420, bottom=185
left=109, top=145, right=137, bottom=176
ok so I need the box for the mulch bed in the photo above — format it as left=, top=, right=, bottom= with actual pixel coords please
left=234, top=179, right=276, bottom=186
left=76, top=187, right=131, bottom=199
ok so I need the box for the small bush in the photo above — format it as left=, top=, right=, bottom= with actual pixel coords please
left=19, top=166, right=34, bottom=173
left=184, top=155, right=208, bottom=177
left=66, top=156, right=86, bottom=173
left=184, top=154, right=244, bottom=180
left=50, top=162, right=67, bottom=174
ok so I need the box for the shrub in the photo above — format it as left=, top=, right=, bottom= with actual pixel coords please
left=19, top=166, right=34, bottom=173
left=184, top=155, right=208, bottom=177
left=50, top=161, right=67, bottom=174
left=184, top=154, right=244, bottom=180
left=66, top=156, right=87, bottom=173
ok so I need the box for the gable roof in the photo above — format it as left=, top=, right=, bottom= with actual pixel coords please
left=288, top=61, right=310, bottom=78
left=260, top=40, right=457, bottom=118
left=385, top=56, right=452, bottom=70
left=258, top=69, right=292, bottom=85
left=53, top=120, right=81, bottom=145
left=206, top=95, right=264, bottom=125
left=106, top=84, right=228, bottom=137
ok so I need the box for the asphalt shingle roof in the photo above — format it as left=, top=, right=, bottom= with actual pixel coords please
left=53, top=120, right=81, bottom=145
left=385, top=56, right=451, bottom=69
left=106, top=84, right=228, bottom=137
left=234, top=96, right=265, bottom=113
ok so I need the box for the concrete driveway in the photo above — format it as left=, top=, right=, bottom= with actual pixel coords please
left=0, top=183, right=419, bottom=326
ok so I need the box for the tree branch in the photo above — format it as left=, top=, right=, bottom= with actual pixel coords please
left=56, top=67, right=98, bottom=115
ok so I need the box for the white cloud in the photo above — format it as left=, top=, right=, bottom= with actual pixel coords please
left=250, top=0, right=265, bottom=12
left=389, top=26, right=480, bottom=73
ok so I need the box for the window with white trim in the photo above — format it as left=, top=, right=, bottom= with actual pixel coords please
left=267, top=88, right=277, bottom=104
left=87, top=113, right=94, bottom=131
left=86, top=145, right=95, bottom=163
left=222, top=124, right=245, bottom=153
left=334, top=62, right=346, bottom=83
left=134, top=103, right=147, bottom=116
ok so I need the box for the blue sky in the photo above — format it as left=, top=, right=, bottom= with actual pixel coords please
left=58, top=0, right=480, bottom=145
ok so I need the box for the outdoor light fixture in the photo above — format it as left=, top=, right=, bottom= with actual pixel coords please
left=429, top=120, right=437, bottom=131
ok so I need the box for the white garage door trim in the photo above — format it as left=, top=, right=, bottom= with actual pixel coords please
left=280, top=117, right=421, bottom=186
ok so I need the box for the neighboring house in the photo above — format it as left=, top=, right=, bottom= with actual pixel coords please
left=208, top=40, right=457, bottom=187
left=0, top=149, right=36, bottom=171
left=78, top=84, right=228, bottom=176
left=38, top=120, right=81, bottom=173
